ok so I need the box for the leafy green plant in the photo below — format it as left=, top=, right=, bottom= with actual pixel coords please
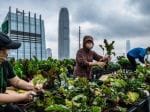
left=32, top=74, right=47, bottom=86
left=126, top=91, right=140, bottom=104
left=9, top=57, right=150, bottom=112
left=99, top=39, right=115, bottom=56
left=117, top=56, right=130, bottom=67
left=105, top=78, right=127, bottom=88
left=91, top=106, right=101, bottom=112
left=13, top=61, right=25, bottom=79
left=45, top=104, right=70, bottom=112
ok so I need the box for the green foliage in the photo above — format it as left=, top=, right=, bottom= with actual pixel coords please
left=107, top=62, right=121, bottom=70
left=9, top=57, right=150, bottom=112
left=32, top=74, right=47, bottom=86
left=45, top=104, right=70, bottom=112
left=117, top=56, right=130, bottom=67
left=99, top=39, right=115, bottom=56
left=105, top=78, right=127, bottom=88
left=91, top=106, right=101, bottom=112
left=13, top=61, right=25, bottom=79
left=126, top=92, right=140, bottom=104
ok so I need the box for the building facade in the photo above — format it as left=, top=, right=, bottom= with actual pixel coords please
left=58, top=8, right=70, bottom=60
left=126, top=40, right=131, bottom=53
left=46, top=48, right=52, bottom=58
left=1, top=7, right=46, bottom=60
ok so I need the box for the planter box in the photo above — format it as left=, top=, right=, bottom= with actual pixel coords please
left=128, top=96, right=150, bottom=112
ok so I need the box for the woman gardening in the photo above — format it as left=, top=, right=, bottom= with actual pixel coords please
left=74, top=35, right=111, bottom=80
left=0, top=32, right=42, bottom=111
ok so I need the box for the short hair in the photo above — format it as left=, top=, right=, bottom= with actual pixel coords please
left=146, top=47, right=150, bottom=51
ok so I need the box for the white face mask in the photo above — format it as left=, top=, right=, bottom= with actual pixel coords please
left=85, top=43, right=93, bottom=50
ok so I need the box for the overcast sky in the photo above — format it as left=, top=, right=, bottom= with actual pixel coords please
left=0, top=0, right=150, bottom=59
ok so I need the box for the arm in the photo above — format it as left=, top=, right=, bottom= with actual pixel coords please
left=89, top=51, right=106, bottom=67
left=139, top=57, right=145, bottom=64
left=6, top=61, right=34, bottom=91
left=139, top=50, right=145, bottom=63
left=76, top=50, right=106, bottom=68
left=93, top=51, right=111, bottom=62
left=76, top=50, right=102, bottom=67
left=0, top=90, right=36, bottom=103
left=90, top=51, right=106, bottom=67
left=93, top=51, right=103, bottom=61
left=88, top=62, right=99, bottom=66
left=9, top=76, right=35, bottom=91
left=0, top=93, right=26, bottom=103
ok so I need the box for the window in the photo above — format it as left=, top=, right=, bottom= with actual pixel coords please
left=18, top=22, right=23, bottom=31
left=11, top=21, right=17, bottom=30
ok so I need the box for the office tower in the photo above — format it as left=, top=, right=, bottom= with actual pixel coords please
left=1, top=7, right=46, bottom=60
left=58, top=8, right=70, bottom=60
left=126, top=40, right=131, bottom=53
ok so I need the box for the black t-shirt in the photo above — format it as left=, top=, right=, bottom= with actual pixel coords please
left=0, top=61, right=16, bottom=93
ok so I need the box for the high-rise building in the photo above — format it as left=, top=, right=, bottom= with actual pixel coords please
left=126, top=40, right=131, bottom=53
left=1, top=7, right=46, bottom=60
left=46, top=48, right=52, bottom=58
left=58, top=8, right=70, bottom=60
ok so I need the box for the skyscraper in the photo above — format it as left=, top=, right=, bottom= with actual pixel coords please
left=58, top=8, right=70, bottom=60
left=126, top=40, right=131, bottom=53
left=46, top=48, right=52, bottom=58
left=1, top=7, right=46, bottom=60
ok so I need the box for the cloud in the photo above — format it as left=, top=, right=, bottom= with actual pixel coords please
left=0, top=0, right=150, bottom=58
left=127, top=0, right=150, bottom=15
left=72, top=0, right=150, bottom=38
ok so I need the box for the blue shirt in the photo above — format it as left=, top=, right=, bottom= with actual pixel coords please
left=127, top=48, right=146, bottom=59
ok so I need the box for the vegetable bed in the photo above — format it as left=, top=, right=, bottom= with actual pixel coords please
left=8, top=57, right=150, bottom=112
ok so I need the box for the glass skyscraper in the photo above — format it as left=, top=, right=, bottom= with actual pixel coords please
left=58, top=8, right=70, bottom=60
left=1, top=7, right=46, bottom=60
left=126, top=40, right=131, bottom=54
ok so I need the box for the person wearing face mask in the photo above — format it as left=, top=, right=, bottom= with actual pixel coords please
left=127, top=47, right=150, bottom=71
left=74, top=35, right=111, bottom=80
left=0, top=32, right=42, bottom=111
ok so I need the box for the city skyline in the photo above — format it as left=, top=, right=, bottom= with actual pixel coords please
left=0, top=0, right=150, bottom=59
